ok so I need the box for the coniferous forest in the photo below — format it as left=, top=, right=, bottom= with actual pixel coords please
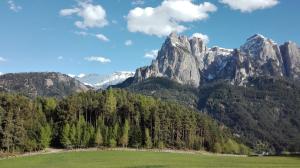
left=0, top=89, right=249, bottom=154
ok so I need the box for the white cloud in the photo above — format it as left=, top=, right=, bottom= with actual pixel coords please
left=0, top=72, right=3, bottom=76
left=132, top=0, right=145, bottom=5
left=127, top=0, right=217, bottom=37
left=8, top=0, right=22, bottom=12
left=60, top=8, right=80, bottom=16
left=60, top=0, right=108, bottom=29
left=85, top=56, right=111, bottom=63
left=125, top=40, right=133, bottom=46
left=145, top=49, right=159, bottom=59
left=0, top=57, right=7, bottom=62
left=57, top=56, right=64, bottom=60
left=190, top=33, right=209, bottom=44
left=74, top=31, right=88, bottom=36
left=219, top=0, right=279, bottom=13
left=95, top=34, right=110, bottom=42
left=74, top=31, right=109, bottom=42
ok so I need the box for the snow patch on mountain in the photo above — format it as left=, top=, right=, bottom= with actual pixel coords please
left=75, top=71, right=134, bottom=89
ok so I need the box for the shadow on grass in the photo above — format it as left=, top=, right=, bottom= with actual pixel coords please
left=126, top=165, right=166, bottom=168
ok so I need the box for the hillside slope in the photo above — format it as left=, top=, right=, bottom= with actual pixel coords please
left=0, top=72, right=90, bottom=98
left=116, top=77, right=300, bottom=154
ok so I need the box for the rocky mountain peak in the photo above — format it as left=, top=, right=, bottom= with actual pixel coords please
left=241, top=34, right=278, bottom=58
left=133, top=33, right=300, bottom=88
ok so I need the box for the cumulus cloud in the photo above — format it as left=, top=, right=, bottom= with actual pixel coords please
left=127, top=0, right=217, bottom=37
left=125, top=40, right=133, bottom=46
left=0, top=57, right=7, bottom=62
left=219, top=0, right=279, bottom=13
left=0, top=72, right=3, bottom=76
left=190, top=33, right=209, bottom=44
left=85, top=56, right=111, bottom=63
left=8, top=0, right=22, bottom=12
left=60, top=0, right=108, bottom=29
left=145, top=49, right=159, bottom=59
left=95, top=34, right=110, bottom=42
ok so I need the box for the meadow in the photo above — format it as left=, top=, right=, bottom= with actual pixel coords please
left=0, top=150, right=299, bottom=168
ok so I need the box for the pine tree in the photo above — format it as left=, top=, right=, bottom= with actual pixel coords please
left=0, top=110, right=14, bottom=152
left=120, top=120, right=129, bottom=148
left=94, top=127, right=103, bottom=147
left=12, top=108, right=26, bottom=152
left=40, top=124, right=52, bottom=149
left=61, top=124, right=71, bottom=148
left=104, top=88, right=117, bottom=115
left=76, top=116, right=85, bottom=147
left=145, top=128, right=152, bottom=149
left=69, top=124, right=76, bottom=146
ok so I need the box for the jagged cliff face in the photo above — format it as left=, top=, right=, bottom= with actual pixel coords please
left=135, top=33, right=202, bottom=87
left=280, top=42, right=300, bottom=79
left=135, top=33, right=300, bottom=87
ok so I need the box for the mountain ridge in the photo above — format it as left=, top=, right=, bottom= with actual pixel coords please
left=74, top=71, right=135, bottom=89
left=0, top=72, right=90, bottom=98
left=133, top=33, right=300, bottom=87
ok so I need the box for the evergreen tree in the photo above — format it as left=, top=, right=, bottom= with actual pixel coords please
left=104, top=88, right=117, bottom=115
left=61, top=124, right=71, bottom=148
left=120, top=120, right=129, bottom=148
left=94, top=127, right=103, bottom=147
left=0, top=110, right=14, bottom=152
left=40, top=124, right=52, bottom=148
left=145, top=128, right=152, bottom=149
left=69, top=124, right=76, bottom=147
left=12, top=108, right=26, bottom=152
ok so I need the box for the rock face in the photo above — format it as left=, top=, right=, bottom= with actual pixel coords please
left=280, top=41, right=300, bottom=79
left=0, top=72, right=90, bottom=98
left=134, top=33, right=300, bottom=87
left=135, top=33, right=201, bottom=87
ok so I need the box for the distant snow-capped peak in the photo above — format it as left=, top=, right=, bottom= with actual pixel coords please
left=74, top=71, right=134, bottom=89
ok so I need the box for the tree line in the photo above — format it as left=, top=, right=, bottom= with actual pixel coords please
left=0, top=89, right=250, bottom=154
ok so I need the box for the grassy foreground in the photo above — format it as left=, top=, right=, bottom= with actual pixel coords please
left=0, top=150, right=299, bottom=168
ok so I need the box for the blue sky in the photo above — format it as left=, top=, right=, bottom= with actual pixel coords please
left=0, top=0, right=299, bottom=76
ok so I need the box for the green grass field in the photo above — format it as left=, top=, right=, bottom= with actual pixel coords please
left=0, top=151, right=299, bottom=168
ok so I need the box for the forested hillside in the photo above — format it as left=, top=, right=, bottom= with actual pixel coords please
left=0, top=89, right=248, bottom=154
left=199, top=77, right=300, bottom=153
left=117, top=77, right=300, bottom=154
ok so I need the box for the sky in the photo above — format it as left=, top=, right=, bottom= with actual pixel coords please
left=0, top=0, right=300, bottom=76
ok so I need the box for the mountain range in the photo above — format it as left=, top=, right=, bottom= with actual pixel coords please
left=0, top=33, right=300, bottom=154
left=74, top=71, right=134, bottom=89
left=0, top=72, right=90, bottom=98
left=114, top=33, right=300, bottom=153
left=133, top=33, right=300, bottom=87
